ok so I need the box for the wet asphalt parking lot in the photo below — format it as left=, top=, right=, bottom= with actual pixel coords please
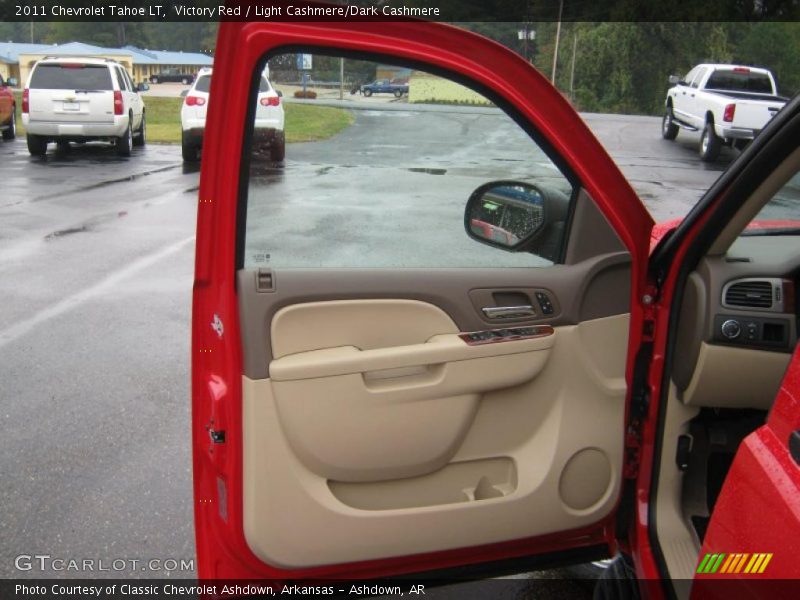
left=0, top=102, right=733, bottom=587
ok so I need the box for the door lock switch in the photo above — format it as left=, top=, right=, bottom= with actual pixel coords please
left=535, top=292, right=554, bottom=315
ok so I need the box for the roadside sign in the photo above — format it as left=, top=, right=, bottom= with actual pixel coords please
left=296, top=53, right=313, bottom=70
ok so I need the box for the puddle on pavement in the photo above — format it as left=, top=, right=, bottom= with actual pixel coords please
left=45, top=225, right=91, bottom=240
left=407, top=167, right=447, bottom=175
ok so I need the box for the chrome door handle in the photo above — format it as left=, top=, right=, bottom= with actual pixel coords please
left=482, top=305, right=536, bottom=319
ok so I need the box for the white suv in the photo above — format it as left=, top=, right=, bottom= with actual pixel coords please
left=22, top=57, right=148, bottom=157
left=180, top=67, right=285, bottom=162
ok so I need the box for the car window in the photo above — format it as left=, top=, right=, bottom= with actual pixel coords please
left=194, top=75, right=211, bottom=93
left=241, top=53, right=576, bottom=269
left=259, top=77, right=271, bottom=92
left=706, top=69, right=773, bottom=94
left=690, top=67, right=707, bottom=89
left=683, top=67, right=699, bottom=85
left=114, top=67, right=129, bottom=91
left=122, top=68, right=135, bottom=91
left=30, top=63, right=113, bottom=90
left=740, top=170, right=800, bottom=237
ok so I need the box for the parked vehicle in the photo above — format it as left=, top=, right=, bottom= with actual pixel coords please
left=662, top=63, right=787, bottom=161
left=361, top=78, right=409, bottom=97
left=22, top=57, right=148, bottom=156
left=0, top=73, right=17, bottom=141
left=193, top=21, right=800, bottom=596
left=149, top=68, right=194, bottom=85
left=180, top=67, right=285, bottom=163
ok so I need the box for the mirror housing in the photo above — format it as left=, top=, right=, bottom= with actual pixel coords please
left=6, top=77, right=18, bottom=87
left=277, top=90, right=283, bottom=98
left=668, top=74, right=682, bottom=86
left=180, top=89, right=189, bottom=97
left=136, top=82, right=150, bottom=92
left=464, top=180, right=570, bottom=262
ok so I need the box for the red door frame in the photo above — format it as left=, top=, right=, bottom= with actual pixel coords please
left=192, top=20, right=656, bottom=581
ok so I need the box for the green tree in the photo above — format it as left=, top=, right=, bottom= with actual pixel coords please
left=734, top=22, right=800, bottom=96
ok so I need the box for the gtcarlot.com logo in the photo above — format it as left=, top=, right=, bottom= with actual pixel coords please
left=14, top=554, right=194, bottom=573
left=696, top=552, right=773, bottom=575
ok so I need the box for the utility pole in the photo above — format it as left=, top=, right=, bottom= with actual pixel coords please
left=339, top=57, right=344, bottom=100
left=30, top=21, right=34, bottom=43
left=551, top=0, right=563, bottom=85
left=569, top=32, right=578, bottom=102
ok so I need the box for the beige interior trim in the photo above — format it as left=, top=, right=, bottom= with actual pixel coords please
left=273, top=351, right=551, bottom=482
left=243, top=312, right=630, bottom=568
left=655, top=382, right=702, bottom=583
left=681, top=342, right=790, bottom=409
left=270, top=333, right=554, bottom=382
left=709, top=147, right=800, bottom=255
left=270, top=299, right=459, bottom=359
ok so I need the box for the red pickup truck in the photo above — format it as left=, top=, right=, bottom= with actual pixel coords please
left=191, top=17, right=800, bottom=598
left=0, top=73, right=17, bottom=141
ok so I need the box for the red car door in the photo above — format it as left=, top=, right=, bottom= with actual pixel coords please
left=693, top=342, right=800, bottom=587
left=193, top=18, right=656, bottom=582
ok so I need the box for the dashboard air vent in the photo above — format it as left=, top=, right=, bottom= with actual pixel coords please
left=724, top=280, right=774, bottom=309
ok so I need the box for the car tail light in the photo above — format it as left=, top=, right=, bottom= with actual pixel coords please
left=113, top=90, right=124, bottom=115
left=723, top=103, right=736, bottom=122
left=22, top=88, right=29, bottom=114
left=260, top=96, right=280, bottom=107
left=185, top=95, right=206, bottom=106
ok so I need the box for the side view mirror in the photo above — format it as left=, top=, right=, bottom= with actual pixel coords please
left=180, top=89, right=189, bottom=97
left=668, top=74, right=680, bottom=86
left=464, top=180, right=570, bottom=262
left=137, top=82, right=150, bottom=92
left=276, top=90, right=283, bottom=97
left=6, top=77, right=18, bottom=87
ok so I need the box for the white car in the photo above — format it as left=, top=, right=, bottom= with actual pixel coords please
left=663, top=64, right=787, bottom=161
left=22, top=57, right=148, bottom=157
left=180, top=67, right=285, bottom=163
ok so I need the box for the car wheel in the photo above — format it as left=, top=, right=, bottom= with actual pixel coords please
left=116, top=122, right=133, bottom=156
left=661, top=107, right=679, bottom=140
left=270, top=134, right=286, bottom=162
left=363, top=89, right=373, bottom=97
left=133, top=112, right=146, bottom=147
left=151, top=77, right=159, bottom=84
left=26, top=134, right=47, bottom=156
left=699, top=121, right=721, bottom=162
left=182, top=78, right=189, bottom=85
left=2, top=106, right=16, bottom=140
left=182, top=131, right=199, bottom=162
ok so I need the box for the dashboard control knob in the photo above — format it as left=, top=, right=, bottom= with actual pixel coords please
left=721, top=319, right=742, bottom=340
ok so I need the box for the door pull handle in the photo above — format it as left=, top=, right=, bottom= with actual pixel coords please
left=482, top=305, right=536, bottom=319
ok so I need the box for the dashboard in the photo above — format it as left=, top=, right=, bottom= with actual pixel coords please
left=673, top=235, right=799, bottom=409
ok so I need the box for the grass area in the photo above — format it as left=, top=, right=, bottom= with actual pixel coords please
left=12, top=92, right=354, bottom=144
left=284, top=103, right=355, bottom=143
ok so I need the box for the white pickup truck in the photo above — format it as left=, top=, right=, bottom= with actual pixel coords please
left=662, top=63, right=787, bottom=161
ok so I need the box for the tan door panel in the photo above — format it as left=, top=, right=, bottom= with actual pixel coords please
left=270, top=332, right=554, bottom=381
left=270, top=299, right=460, bottom=359
left=270, top=301, right=554, bottom=482
left=243, top=305, right=630, bottom=568
left=271, top=340, right=553, bottom=482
